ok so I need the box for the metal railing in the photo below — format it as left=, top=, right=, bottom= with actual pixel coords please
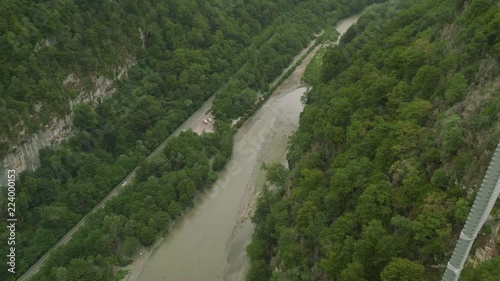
left=442, top=142, right=500, bottom=281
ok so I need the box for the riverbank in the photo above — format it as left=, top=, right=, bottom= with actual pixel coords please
left=124, top=88, right=305, bottom=281
left=119, top=27, right=321, bottom=281
left=121, top=13, right=361, bottom=281
left=223, top=87, right=308, bottom=281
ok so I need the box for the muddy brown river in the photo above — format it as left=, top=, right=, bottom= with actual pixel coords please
left=133, top=14, right=361, bottom=281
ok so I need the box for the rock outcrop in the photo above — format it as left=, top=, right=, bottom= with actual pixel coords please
left=0, top=58, right=134, bottom=184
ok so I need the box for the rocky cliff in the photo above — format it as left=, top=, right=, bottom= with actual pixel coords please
left=0, top=59, right=134, bottom=184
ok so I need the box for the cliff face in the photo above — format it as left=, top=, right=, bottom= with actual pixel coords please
left=0, top=59, right=134, bottom=183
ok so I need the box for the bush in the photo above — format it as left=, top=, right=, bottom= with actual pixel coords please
left=122, top=236, right=140, bottom=257
left=445, top=73, right=468, bottom=104
left=208, top=170, right=218, bottom=183
left=212, top=152, right=227, bottom=171
left=442, top=114, right=464, bottom=154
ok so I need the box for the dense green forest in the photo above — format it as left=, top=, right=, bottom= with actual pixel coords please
left=0, top=0, right=371, bottom=157
left=247, top=0, right=500, bottom=280
left=0, top=0, right=384, bottom=280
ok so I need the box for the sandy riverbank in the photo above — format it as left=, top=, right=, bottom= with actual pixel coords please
left=120, top=13, right=361, bottom=281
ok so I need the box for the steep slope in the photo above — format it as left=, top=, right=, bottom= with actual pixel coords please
left=247, top=0, right=500, bottom=280
left=0, top=1, right=385, bottom=280
left=0, top=0, right=326, bottom=174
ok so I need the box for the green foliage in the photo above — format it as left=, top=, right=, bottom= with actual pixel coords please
left=454, top=198, right=470, bottom=224
left=340, top=262, right=367, bottom=281
left=247, top=1, right=500, bottom=280
left=302, top=47, right=325, bottom=85
left=430, top=168, right=451, bottom=189
left=412, top=65, right=442, bottom=99
left=213, top=84, right=257, bottom=119
left=355, top=181, right=393, bottom=226
left=212, top=151, right=228, bottom=171
left=246, top=260, right=271, bottom=281
left=445, top=73, right=468, bottom=104
left=397, top=99, right=433, bottom=125
left=73, top=104, right=99, bottom=131
left=320, top=47, right=348, bottom=83
left=380, top=258, right=425, bottom=281
left=461, top=256, right=500, bottom=281
left=441, top=114, right=465, bottom=154
left=469, top=99, right=500, bottom=132
left=1, top=0, right=338, bottom=279
left=263, top=163, right=288, bottom=187
left=66, top=259, right=100, bottom=281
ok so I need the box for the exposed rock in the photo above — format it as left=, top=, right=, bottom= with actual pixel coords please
left=467, top=220, right=500, bottom=267
left=0, top=115, right=72, bottom=178
left=139, top=28, right=145, bottom=48
left=34, top=38, right=56, bottom=52
left=0, top=57, right=135, bottom=184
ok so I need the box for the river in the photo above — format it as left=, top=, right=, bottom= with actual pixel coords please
left=132, top=13, right=361, bottom=281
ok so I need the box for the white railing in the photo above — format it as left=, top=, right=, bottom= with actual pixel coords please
left=442, top=143, right=500, bottom=281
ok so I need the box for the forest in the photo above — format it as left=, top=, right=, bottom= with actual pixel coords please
left=0, top=0, right=383, bottom=280
left=247, top=0, right=500, bottom=280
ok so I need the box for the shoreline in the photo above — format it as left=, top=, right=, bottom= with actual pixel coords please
left=119, top=13, right=361, bottom=281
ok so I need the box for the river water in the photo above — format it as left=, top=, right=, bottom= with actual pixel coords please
left=134, top=13, right=361, bottom=281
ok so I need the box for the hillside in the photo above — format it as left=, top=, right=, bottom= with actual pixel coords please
left=0, top=0, right=385, bottom=280
left=247, top=0, right=500, bottom=280
left=0, top=0, right=342, bottom=169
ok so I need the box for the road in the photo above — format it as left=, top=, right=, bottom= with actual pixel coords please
left=17, top=95, right=216, bottom=281
left=17, top=28, right=281, bottom=281
left=131, top=13, right=362, bottom=281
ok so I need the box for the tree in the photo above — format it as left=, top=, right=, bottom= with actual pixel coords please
left=396, top=99, right=432, bottom=125
left=354, top=220, right=396, bottom=279
left=73, top=104, right=99, bottom=131
left=441, top=114, right=464, bottom=154
left=430, top=168, right=451, bottom=189
left=355, top=180, right=393, bottom=226
left=454, top=198, right=470, bottom=224
left=184, top=99, right=193, bottom=107
left=66, top=258, right=99, bottom=281
left=340, top=262, right=367, bottom=281
left=412, top=65, right=441, bottom=99
left=168, top=201, right=182, bottom=218
left=28, top=228, right=57, bottom=259
left=123, top=236, right=140, bottom=257
left=380, top=258, right=425, bottom=281
left=139, top=225, right=156, bottom=246
left=321, top=47, right=348, bottom=82
left=461, top=256, right=500, bottom=281
left=246, top=260, right=271, bottom=281
left=413, top=193, right=452, bottom=260
left=102, top=214, right=125, bottom=241
left=263, top=162, right=287, bottom=187
left=445, top=73, right=467, bottom=104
